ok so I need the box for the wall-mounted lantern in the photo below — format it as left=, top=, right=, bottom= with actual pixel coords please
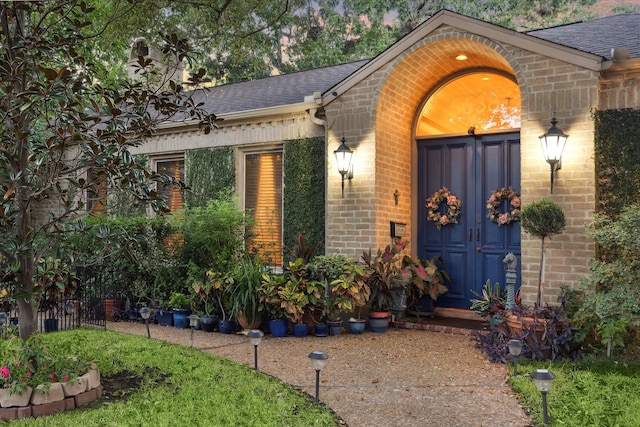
left=333, top=137, right=353, bottom=198
left=539, top=117, right=568, bottom=193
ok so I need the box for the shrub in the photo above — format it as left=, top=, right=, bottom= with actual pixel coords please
left=567, top=206, right=640, bottom=356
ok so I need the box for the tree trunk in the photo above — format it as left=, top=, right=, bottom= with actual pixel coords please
left=17, top=299, right=38, bottom=339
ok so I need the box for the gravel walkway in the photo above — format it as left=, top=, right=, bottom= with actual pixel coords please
left=107, top=321, right=533, bottom=427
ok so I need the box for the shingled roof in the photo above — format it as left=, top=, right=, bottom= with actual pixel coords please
left=191, top=13, right=638, bottom=118
left=198, top=60, right=368, bottom=116
left=526, top=13, right=640, bottom=60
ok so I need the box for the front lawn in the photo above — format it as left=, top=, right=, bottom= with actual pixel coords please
left=511, top=358, right=640, bottom=426
left=10, top=329, right=341, bottom=426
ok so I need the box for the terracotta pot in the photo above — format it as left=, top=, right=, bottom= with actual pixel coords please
left=505, top=313, right=551, bottom=357
left=237, top=311, right=261, bottom=330
left=369, top=311, right=391, bottom=319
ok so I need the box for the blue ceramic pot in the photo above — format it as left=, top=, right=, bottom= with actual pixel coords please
left=173, top=308, right=191, bottom=329
left=348, top=319, right=366, bottom=334
left=368, top=315, right=389, bottom=333
left=156, top=309, right=173, bottom=326
left=314, top=323, right=328, bottom=337
left=327, top=320, right=343, bottom=336
left=269, top=318, right=287, bottom=337
left=218, top=319, right=235, bottom=334
left=199, top=314, right=219, bottom=332
left=293, top=323, right=308, bottom=337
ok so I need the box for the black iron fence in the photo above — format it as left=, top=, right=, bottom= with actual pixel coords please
left=2, top=266, right=142, bottom=334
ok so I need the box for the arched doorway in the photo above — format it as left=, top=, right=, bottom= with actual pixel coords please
left=416, top=70, right=521, bottom=309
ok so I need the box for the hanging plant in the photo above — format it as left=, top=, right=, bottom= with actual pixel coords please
left=486, top=187, right=521, bottom=226
left=426, top=187, right=462, bottom=230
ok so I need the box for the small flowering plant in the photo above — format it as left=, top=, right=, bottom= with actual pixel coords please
left=0, top=360, right=33, bottom=395
left=1, top=335, right=91, bottom=395
left=486, top=187, right=521, bottom=226
left=425, top=187, right=462, bottom=230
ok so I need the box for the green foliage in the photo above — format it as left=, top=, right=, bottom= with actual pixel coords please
left=362, top=240, right=409, bottom=312
left=62, top=215, right=179, bottom=307
left=175, top=191, right=248, bottom=275
left=185, top=147, right=235, bottom=208
left=283, top=138, right=325, bottom=257
left=227, top=257, right=265, bottom=326
left=568, top=206, right=640, bottom=356
left=259, top=258, right=326, bottom=323
left=168, top=292, right=191, bottom=310
left=0, top=1, right=214, bottom=339
left=594, top=109, right=640, bottom=218
left=521, top=199, right=566, bottom=239
left=22, top=329, right=341, bottom=426
left=511, top=359, right=640, bottom=427
left=470, top=280, right=508, bottom=320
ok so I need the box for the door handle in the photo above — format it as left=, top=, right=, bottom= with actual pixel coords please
left=476, top=247, right=481, bottom=252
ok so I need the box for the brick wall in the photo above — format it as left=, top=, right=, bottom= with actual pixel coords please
left=325, top=25, right=599, bottom=304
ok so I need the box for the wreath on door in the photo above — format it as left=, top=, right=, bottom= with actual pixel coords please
left=426, top=187, right=462, bottom=230
left=486, top=187, right=521, bottom=226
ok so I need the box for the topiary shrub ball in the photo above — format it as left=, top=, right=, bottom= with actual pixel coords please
left=521, top=198, right=566, bottom=239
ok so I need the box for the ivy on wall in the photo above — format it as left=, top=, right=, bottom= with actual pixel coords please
left=283, top=137, right=325, bottom=257
left=185, top=147, right=235, bottom=208
left=594, top=109, right=640, bottom=218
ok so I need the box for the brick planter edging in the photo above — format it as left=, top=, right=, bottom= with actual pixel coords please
left=0, top=370, right=102, bottom=421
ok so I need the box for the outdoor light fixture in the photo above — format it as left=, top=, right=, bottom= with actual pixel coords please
left=507, top=339, right=523, bottom=376
left=531, top=369, right=556, bottom=425
left=539, top=117, right=568, bottom=193
left=247, top=329, right=264, bottom=371
left=333, top=137, right=353, bottom=198
left=308, top=350, right=328, bottom=402
left=139, top=307, right=151, bottom=339
left=64, top=302, right=75, bottom=316
left=188, top=314, right=199, bottom=347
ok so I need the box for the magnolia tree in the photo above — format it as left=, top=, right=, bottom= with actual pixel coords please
left=0, top=1, right=215, bottom=340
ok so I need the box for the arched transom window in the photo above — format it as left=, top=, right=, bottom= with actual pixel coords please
left=416, top=71, right=521, bottom=137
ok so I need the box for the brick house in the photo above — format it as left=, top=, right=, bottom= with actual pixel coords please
left=131, top=10, right=640, bottom=315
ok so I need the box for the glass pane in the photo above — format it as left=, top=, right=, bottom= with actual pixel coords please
left=416, top=72, right=520, bottom=137
left=245, top=152, right=283, bottom=266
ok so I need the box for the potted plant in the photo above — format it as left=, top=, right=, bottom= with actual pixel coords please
left=192, top=280, right=219, bottom=333
left=258, top=273, right=288, bottom=337
left=521, top=198, right=566, bottom=306
left=228, top=257, right=265, bottom=331
left=362, top=240, right=409, bottom=332
left=168, top=292, right=192, bottom=329
left=325, top=261, right=370, bottom=334
left=401, top=254, right=450, bottom=317
left=505, top=198, right=569, bottom=358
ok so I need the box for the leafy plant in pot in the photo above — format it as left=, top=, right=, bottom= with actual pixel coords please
left=505, top=198, right=572, bottom=359
left=168, top=292, right=192, bottom=329
left=258, top=273, right=288, bottom=337
left=228, top=257, right=265, bottom=331
left=191, top=280, right=219, bottom=333
left=327, top=262, right=370, bottom=334
left=362, top=240, right=409, bottom=332
left=401, top=254, right=449, bottom=317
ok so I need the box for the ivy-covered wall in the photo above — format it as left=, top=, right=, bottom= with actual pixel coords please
left=283, top=137, right=325, bottom=257
left=185, top=147, right=235, bottom=208
left=594, top=109, right=640, bottom=218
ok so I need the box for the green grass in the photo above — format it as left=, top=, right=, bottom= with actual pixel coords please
left=12, top=329, right=340, bottom=426
left=510, top=358, right=640, bottom=426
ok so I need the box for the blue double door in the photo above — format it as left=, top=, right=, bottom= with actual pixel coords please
left=417, top=133, right=521, bottom=309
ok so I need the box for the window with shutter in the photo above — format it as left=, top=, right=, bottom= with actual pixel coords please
left=245, top=151, right=283, bottom=266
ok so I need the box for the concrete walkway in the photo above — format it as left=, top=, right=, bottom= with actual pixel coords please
left=107, top=321, right=533, bottom=427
